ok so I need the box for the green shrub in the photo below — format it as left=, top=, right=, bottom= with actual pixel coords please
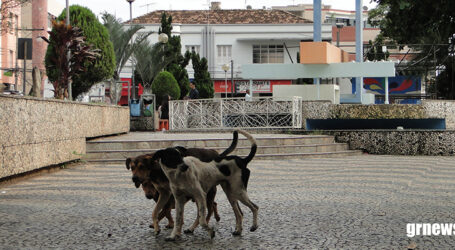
left=152, top=71, right=180, bottom=104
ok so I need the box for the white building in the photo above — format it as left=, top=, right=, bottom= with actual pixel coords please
left=122, top=3, right=332, bottom=98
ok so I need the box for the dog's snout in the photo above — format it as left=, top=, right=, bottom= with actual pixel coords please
left=132, top=176, right=141, bottom=188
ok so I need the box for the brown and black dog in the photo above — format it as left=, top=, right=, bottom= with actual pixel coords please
left=126, top=130, right=238, bottom=235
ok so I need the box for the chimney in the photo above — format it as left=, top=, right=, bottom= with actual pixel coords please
left=210, top=2, right=221, bottom=10
left=246, top=5, right=252, bottom=10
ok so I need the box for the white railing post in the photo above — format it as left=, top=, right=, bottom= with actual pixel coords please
left=220, top=98, right=224, bottom=128
left=169, top=101, right=174, bottom=130
left=184, top=100, right=189, bottom=129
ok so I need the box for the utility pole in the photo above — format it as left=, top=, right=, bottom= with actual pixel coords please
left=66, top=0, right=72, bottom=100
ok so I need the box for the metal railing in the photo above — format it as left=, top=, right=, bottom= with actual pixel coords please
left=169, top=96, right=302, bottom=130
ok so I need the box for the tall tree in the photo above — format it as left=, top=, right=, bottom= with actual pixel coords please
left=102, top=12, right=153, bottom=102
left=191, top=52, right=214, bottom=99
left=370, top=0, right=455, bottom=98
left=158, top=12, right=191, bottom=99
left=101, top=12, right=153, bottom=81
left=46, top=5, right=115, bottom=98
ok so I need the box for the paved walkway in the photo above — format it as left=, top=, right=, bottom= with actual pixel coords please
left=1, top=155, right=455, bottom=249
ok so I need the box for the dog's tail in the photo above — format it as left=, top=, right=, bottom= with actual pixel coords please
left=237, top=130, right=257, bottom=164
left=218, top=130, right=239, bottom=158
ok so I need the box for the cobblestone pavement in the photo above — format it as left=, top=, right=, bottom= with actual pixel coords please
left=1, top=155, right=455, bottom=249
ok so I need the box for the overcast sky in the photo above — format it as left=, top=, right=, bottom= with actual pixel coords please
left=57, top=0, right=377, bottom=22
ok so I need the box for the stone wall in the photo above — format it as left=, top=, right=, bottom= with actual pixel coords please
left=0, top=95, right=129, bottom=178
left=422, top=100, right=455, bottom=129
left=301, top=100, right=455, bottom=129
left=327, top=130, right=455, bottom=156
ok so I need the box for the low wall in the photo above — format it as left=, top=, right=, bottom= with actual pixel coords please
left=0, top=95, right=129, bottom=179
left=301, top=100, right=455, bottom=129
left=326, top=130, right=455, bottom=156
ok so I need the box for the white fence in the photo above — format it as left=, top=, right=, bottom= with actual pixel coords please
left=169, top=97, right=302, bottom=130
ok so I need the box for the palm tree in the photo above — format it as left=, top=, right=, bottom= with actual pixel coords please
left=133, top=40, right=178, bottom=91
left=101, top=12, right=153, bottom=102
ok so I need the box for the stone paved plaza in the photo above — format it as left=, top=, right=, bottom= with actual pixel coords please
left=1, top=155, right=455, bottom=249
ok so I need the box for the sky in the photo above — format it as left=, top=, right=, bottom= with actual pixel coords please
left=56, top=0, right=377, bottom=22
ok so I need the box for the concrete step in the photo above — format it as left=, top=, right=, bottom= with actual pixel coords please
left=84, top=143, right=350, bottom=160
left=85, top=150, right=364, bottom=164
left=86, top=135, right=336, bottom=151
left=84, top=133, right=361, bottom=163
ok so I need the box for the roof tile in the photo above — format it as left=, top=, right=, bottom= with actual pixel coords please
left=131, top=9, right=313, bottom=25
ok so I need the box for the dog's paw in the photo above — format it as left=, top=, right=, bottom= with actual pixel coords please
left=232, top=230, right=242, bottom=236
left=215, top=215, right=221, bottom=222
left=154, top=229, right=161, bottom=236
left=166, top=224, right=174, bottom=229
left=250, top=225, right=258, bottom=232
left=164, top=236, right=176, bottom=242
left=164, top=235, right=180, bottom=242
left=183, top=229, right=194, bottom=234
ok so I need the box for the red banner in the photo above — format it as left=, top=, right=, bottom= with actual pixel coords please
left=118, top=78, right=143, bottom=105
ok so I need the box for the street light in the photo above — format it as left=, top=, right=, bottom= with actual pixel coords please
left=222, top=64, right=230, bottom=98
left=158, top=33, right=168, bottom=71
left=126, top=0, right=135, bottom=102
left=335, top=23, right=344, bottom=48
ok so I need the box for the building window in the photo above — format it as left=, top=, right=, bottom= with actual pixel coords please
left=253, top=45, right=284, bottom=64
left=185, top=45, right=200, bottom=54
left=217, top=45, right=232, bottom=64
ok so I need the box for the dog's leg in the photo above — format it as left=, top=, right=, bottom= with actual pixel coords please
left=166, top=195, right=186, bottom=241
left=151, top=190, right=171, bottom=235
left=212, top=201, right=221, bottom=222
left=163, top=201, right=174, bottom=229
left=221, top=183, right=243, bottom=235
left=149, top=208, right=168, bottom=229
left=193, top=190, right=215, bottom=239
left=205, top=187, right=216, bottom=223
left=238, top=191, right=259, bottom=232
left=184, top=207, right=200, bottom=234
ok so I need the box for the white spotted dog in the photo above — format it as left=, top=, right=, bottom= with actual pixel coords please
left=152, top=130, right=258, bottom=241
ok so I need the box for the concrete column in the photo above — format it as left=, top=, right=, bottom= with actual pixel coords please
left=385, top=77, right=389, bottom=104
left=355, top=0, right=363, bottom=103
left=313, top=0, right=321, bottom=99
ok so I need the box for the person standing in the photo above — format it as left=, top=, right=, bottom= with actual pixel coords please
left=245, top=89, right=253, bottom=101
left=189, top=82, right=199, bottom=99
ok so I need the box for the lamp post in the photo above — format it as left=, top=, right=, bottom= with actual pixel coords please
left=222, top=64, right=230, bottom=98
left=158, top=33, right=168, bottom=71
left=126, top=0, right=135, bottom=102
left=336, top=23, right=344, bottom=48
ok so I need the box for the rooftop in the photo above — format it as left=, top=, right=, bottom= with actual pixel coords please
left=131, top=9, right=313, bottom=25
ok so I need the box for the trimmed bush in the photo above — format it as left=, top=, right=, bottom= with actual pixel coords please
left=152, top=71, right=180, bottom=104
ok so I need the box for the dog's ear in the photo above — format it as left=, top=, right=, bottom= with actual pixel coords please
left=174, top=146, right=187, bottom=156
left=125, top=158, right=132, bottom=170
left=151, top=150, right=162, bottom=162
